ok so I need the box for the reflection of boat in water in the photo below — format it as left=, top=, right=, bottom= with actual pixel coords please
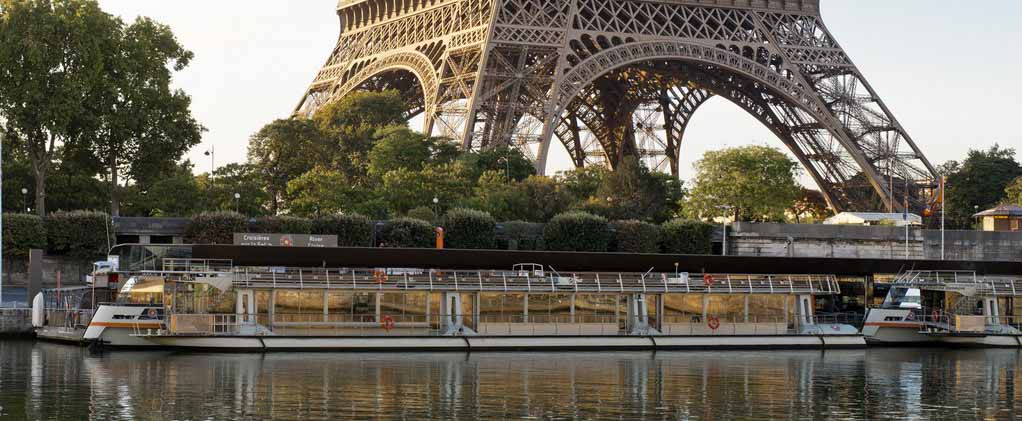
left=40, top=245, right=863, bottom=350
left=863, top=271, right=1022, bottom=347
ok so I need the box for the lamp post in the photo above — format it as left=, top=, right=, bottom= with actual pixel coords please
left=234, top=193, right=241, bottom=214
left=20, top=188, right=27, bottom=213
left=715, top=205, right=733, bottom=256
left=204, top=146, right=215, bottom=182
left=432, top=197, right=439, bottom=218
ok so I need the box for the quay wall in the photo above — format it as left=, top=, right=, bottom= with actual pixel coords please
left=0, top=309, right=33, bottom=337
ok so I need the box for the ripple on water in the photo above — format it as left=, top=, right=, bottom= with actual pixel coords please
left=0, top=341, right=1021, bottom=420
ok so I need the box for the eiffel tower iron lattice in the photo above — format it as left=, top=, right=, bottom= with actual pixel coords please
left=296, top=0, right=938, bottom=213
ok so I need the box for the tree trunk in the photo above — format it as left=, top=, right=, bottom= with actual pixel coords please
left=109, top=155, right=120, bottom=216
left=32, top=165, right=46, bottom=217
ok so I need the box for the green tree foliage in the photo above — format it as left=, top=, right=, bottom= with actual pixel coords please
left=609, top=220, right=661, bottom=253
left=248, top=118, right=328, bottom=214
left=121, top=161, right=204, bottom=217
left=0, top=0, right=115, bottom=216
left=313, top=91, right=407, bottom=183
left=286, top=166, right=376, bottom=218
left=441, top=208, right=495, bottom=250
left=45, top=210, right=112, bottom=260
left=558, top=166, right=607, bottom=201
left=184, top=211, right=246, bottom=245
left=406, top=206, right=437, bottom=223
left=943, top=145, right=1022, bottom=228
left=380, top=217, right=434, bottom=248
left=543, top=211, right=610, bottom=252
left=685, top=145, right=801, bottom=222
left=201, top=163, right=269, bottom=217
left=1005, top=177, right=1022, bottom=206
left=368, top=127, right=457, bottom=178
left=381, top=164, right=470, bottom=216
left=248, top=216, right=313, bottom=234
left=498, top=221, right=545, bottom=251
left=311, top=214, right=372, bottom=247
left=660, top=219, right=715, bottom=255
left=583, top=156, right=682, bottom=223
left=82, top=15, right=203, bottom=216
left=457, top=148, right=536, bottom=183
left=465, top=171, right=529, bottom=221
left=1, top=213, right=46, bottom=257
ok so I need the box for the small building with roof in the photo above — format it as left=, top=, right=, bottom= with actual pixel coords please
left=823, top=212, right=922, bottom=227
left=974, top=205, right=1022, bottom=232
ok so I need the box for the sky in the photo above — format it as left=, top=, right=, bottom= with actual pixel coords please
left=98, top=0, right=1022, bottom=186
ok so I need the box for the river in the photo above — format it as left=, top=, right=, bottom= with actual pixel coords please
left=0, top=340, right=1019, bottom=420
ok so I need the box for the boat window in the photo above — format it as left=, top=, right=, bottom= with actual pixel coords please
left=117, top=276, right=164, bottom=305
left=479, top=293, right=526, bottom=323
left=882, top=288, right=922, bottom=309
left=883, top=316, right=903, bottom=321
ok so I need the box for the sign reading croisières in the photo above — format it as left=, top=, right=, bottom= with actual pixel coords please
left=233, top=233, right=338, bottom=248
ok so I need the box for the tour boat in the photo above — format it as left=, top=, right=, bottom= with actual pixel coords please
left=862, top=271, right=1022, bottom=347
left=67, top=254, right=864, bottom=350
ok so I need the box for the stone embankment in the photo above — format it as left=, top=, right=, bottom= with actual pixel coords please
left=0, top=309, right=34, bottom=338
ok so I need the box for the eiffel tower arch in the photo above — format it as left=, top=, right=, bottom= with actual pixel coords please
left=296, top=0, right=938, bottom=212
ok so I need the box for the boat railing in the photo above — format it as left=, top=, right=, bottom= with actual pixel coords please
left=43, top=309, right=94, bottom=330
left=223, top=267, right=841, bottom=295
left=892, top=271, right=1022, bottom=296
left=159, top=258, right=234, bottom=275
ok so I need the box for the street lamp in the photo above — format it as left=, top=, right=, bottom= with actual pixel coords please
left=715, top=205, right=734, bottom=256
left=234, top=193, right=241, bottom=214
left=432, top=197, right=440, bottom=218
left=204, top=146, right=215, bottom=182
left=20, top=188, right=27, bottom=213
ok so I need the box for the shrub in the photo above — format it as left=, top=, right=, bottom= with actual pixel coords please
left=441, top=208, right=495, bottom=249
left=45, top=210, right=113, bottom=260
left=185, top=211, right=247, bottom=245
left=2, top=213, right=46, bottom=258
left=498, top=221, right=545, bottom=250
left=248, top=215, right=313, bottom=234
left=381, top=217, right=434, bottom=248
left=660, top=219, right=715, bottom=254
left=609, top=220, right=661, bottom=253
left=543, top=211, right=610, bottom=252
left=311, top=214, right=372, bottom=247
left=406, top=206, right=436, bottom=223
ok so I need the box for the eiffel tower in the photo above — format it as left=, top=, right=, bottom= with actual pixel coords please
left=296, top=0, right=938, bottom=212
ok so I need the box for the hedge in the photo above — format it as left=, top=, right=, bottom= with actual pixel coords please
left=609, top=220, right=661, bottom=253
left=2, top=213, right=46, bottom=257
left=185, top=211, right=247, bottom=245
left=441, top=208, right=495, bottom=249
left=311, top=214, right=372, bottom=247
left=248, top=215, right=313, bottom=234
left=499, top=221, right=545, bottom=250
left=543, top=211, right=610, bottom=252
left=381, top=217, right=434, bottom=248
left=660, top=219, right=715, bottom=254
left=406, top=206, right=436, bottom=223
left=45, top=210, right=113, bottom=260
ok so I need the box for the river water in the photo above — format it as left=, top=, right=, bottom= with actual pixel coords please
left=0, top=340, right=1019, bottom=420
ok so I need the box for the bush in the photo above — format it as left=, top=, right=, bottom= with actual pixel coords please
left=610, top=220, right=661, bottom=253
left=660, top=219, right=715, bottom=254
left=406, top=206, right=436, bottom=223
left=185, top=211, right=247, bottom=245
left=2, top=213, right=46, bottom=257
left=45, top=210, right=113, bottom=260
left=543, top=211, right=610, bottom=252
left=248, top=216, right=313, bottom=234
left=381, top=217, right=434, bottom=248
left=498, top=221, right=545, bottom=250
left=441, top=208, right=495, bottom=249
left=311, top=214, right=372, bottom=247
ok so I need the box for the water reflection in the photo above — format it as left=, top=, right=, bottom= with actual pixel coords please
left=0, top=341, right=1020, bottom=420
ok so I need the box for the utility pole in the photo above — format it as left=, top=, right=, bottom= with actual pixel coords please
left=1, top=135, right=4, bottom=307
left=940, top=176, right=945, bottom=260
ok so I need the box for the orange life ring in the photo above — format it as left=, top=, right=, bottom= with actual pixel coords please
left=373, top=269, right=388, bottom=284
left=381, top=315, right=395, bottom=331
left=707, top=316, right=720, bottom=330
left=703, top=274, right=715, bottom=288
left=147, top=308, right=157, bottom=318
left=931, top=310, right=940, bottom=322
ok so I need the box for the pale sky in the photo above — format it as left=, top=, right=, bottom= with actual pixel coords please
left=98, top=0, right=1022, bottom=186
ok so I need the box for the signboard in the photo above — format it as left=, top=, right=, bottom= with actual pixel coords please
left=233, top=233, right=338, bottom=248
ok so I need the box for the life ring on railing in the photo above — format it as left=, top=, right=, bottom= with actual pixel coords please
left=931, top=310, right=940, bottom=322
left=703, top=274, right=715, bottom=288
left=147, top=308, right=158, bottom=319
left=373, top=269, right=388, bottom=284
left=381, top=315, right=395, bottom=331
left=707, top=316, right=720, bottom=330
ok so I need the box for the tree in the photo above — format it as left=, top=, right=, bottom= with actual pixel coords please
left=558, top=166, right=607, bottom=202
left=120, top=161, right=203, bottom=217
left=286, top=166, right=374, bottom=218
left=367, top=127, right=459, bottom=179
left=790, top=188, right=831, bottom=224
left=464, top=171, right=529, bottom=221
left=313, top=90, right=407, bottom=183
left=457, top=148, right=536, bottom=183
left=1005, top=176, right=1022, bottom=206
left=685, top=145, right=801, bottom=222
left=248, top=118, right=328, bottom=214
left=83, top=15, right=203, bottom=216
left=381, top=164, right=470, bottom=216
left=0, top=0, right=116, bottom=216
left=943, top=145, right=1022, bottom=228
left=584, top=156, right=682, bottom=223
left=200, top=163, right=269, bottom=216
